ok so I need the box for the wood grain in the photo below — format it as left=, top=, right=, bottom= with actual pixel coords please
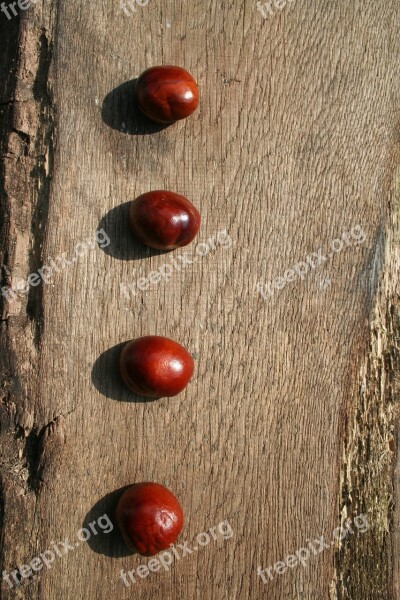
left=1, top=1, right=400, bottom=598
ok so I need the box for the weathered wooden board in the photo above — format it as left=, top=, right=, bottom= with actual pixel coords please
left=1, top=1, right=400, bottom=599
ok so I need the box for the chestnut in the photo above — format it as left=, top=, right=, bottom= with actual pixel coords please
left=135, top=65, right=199, bottom=124
left=119, top=335, right=194, bottom=398
left=116, top=482, right=184, bottom=556
left=129, top=190, right=201, bottom=250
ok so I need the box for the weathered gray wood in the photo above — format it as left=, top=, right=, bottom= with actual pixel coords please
left=1, top=1, right=400, bottom=598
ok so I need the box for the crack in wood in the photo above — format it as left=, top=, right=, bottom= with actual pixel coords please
left=26, top=29, right=55, bottom=348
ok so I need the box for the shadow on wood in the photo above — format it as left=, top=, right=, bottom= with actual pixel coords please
left=97, top=201, right=170, bottom=261
left=91, top=342, right=160, bottom=403
left=101, top=79, right=171, bottom=136
left=82, top=485, right=133, bottom=558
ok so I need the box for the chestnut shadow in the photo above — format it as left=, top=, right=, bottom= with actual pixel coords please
left=91, top=342, right=160, bottom=403
left=101, top=78, right=171, bottom=136
left=83, top=486, right=134, bottom=558
left=97, top=201, right=171, bottom=261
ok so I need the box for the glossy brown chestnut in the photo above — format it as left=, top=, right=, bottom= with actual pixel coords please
left=129, top=190, right=201, bottom=250
left=119, top=335, right=194, bottom=398
left=116, top=482, right=184, bottom=556
left=135, top=65, right=199, bottom=124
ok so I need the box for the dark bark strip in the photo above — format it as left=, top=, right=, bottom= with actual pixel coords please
left=0, top=9, right=57, bottom=598
left=334, top=187, right=400, bottom=599
left=0, top=10, right=22, bottom=594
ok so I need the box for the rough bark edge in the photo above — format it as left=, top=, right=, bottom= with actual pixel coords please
left=332, top=169, right=400, bottom=599
left=0, top=9, right=58, bottom=597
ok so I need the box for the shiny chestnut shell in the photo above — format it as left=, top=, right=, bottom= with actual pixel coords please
left=119, top=336, right=194, bottom=398
left=135, top=65, right=199, bottom=124
left=116, top=482, right=184, bottom=556
left=129, top=190, right=201, bottom=250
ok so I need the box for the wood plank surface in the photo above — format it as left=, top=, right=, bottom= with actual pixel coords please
left=1, top=1, right=400, bottom=599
